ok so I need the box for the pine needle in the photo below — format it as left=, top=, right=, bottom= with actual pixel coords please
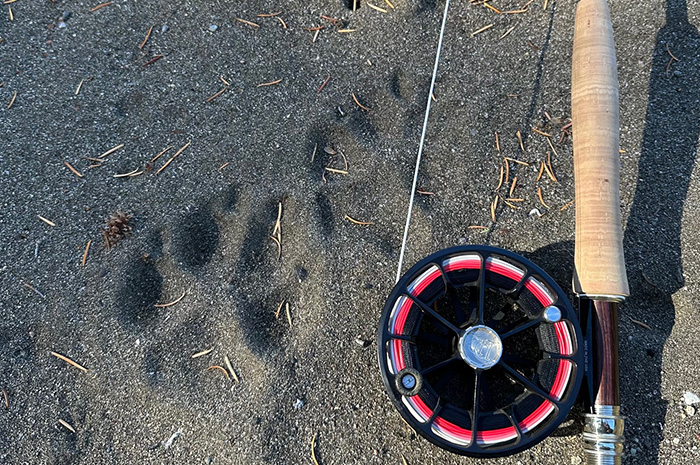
left=311, top=433, right=320, bottom=465
left=224, top=355, right=240, bottom=383
left=58, top=419, right=76, bottom=433
left=50, top=351, right=88, bottom=372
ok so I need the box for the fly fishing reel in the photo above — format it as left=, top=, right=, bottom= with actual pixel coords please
left=378, top=246, right=584, bottom=457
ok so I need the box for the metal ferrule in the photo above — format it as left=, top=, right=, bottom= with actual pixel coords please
left=583, top=406, right=624, bottom=465
left=574, top=292, right=628, bottom=303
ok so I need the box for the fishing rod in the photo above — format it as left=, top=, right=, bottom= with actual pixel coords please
left=572, top=0, right=627, bottom=462
left=377, top=0, right=627, bottom=463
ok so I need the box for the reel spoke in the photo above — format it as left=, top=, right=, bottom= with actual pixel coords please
left=420, top=354, right=461, bottom=376
left=505, top=407, right=524, bottom=443
left=389, top=333, right=415, bottom=343
left=416, top=331, right=452, bottom=346
left=544, top=351, right=576, bottom=361
left=470, top=369, right=483, bottom=443
left=476, top=257, right=487, bottom=324
left=432, top=366, right=460, bottom=393
left=405, top=294, right=460, bottom=334
left=509, top=271, right=531, bottom=296
left=501, top=353, right=537, bottom=369
left=499, top=317, right=542, bottom=340
left=499, top=361, right=557, bottom=404
left=435, top=263, right=470, bottom=326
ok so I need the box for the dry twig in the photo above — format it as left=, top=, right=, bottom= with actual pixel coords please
left=471, top=24, right=493, bottom=37
left=367, top=2, right=388, bottom=13
left=58, top=419, right=76, bottom=433
left=156, top=141, right=190, bottom=174
left=317, top=74, right=331, bottom=93
left=285, top=302, right=292, bottom=327
left=64, top=162, right=83, bottom=178
left=494, top=163, right=504, bottom=191
left=207, top=365, right=230, bottom=380
left=224, top=355, right=240, bottom=383
left=516, top=131, right=525, bottom=152
left=545, top=151, right=558, bottom=182
left=352, top=93, right=371, bottom=111
left=504, top=157, right=528, bottom=166
left=311, top=433, right=320, bottom=465
left=38, top=215, right=56, bottom=227
left=192, top=348, right=213, bottom=358
left=257, top=78, right=283, bottom=87
left=235, top=17, right=259, bottom=28
left=275, top=300, right=285, bottom=319
left=531, top=127, right=552, bottom=137
left=24, top=283, right=45, bottom=299
left=344, top=214, right=373, bottom=225
left=150, top=146, right=172, bottom=163
left=629, top=318, right=651, bottom=330
left=154, top=291, right=186, bottom=308
left=90, top=2, right=112, bottom=12
left=81, top=240, right=91, bottom=267
left=50, top=351, right=88, bottom=372
left=499, top=26, right=515, bottom=40
left=7, top=90, right=17, bottom=109
left=99, top=144, right=124, bottom=159
left=560, top=199, right=575, bottom=212
left=206, top=87, right=228, bottom=103
left=536, top=161, right=545, bottom=182
left=139, top=25, right=153, bottom=49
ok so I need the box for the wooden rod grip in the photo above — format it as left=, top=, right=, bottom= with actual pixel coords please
left=571, top=0, right=629, bottom=300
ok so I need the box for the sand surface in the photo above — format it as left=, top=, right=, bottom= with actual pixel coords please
left=1, top=1, right=699, bottom=464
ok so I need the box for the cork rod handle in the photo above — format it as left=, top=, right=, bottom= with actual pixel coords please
left=571, top=0, right=629, bottom=300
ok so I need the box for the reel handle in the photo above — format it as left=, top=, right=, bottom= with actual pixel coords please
left=571, top=0, right=629, bottom=300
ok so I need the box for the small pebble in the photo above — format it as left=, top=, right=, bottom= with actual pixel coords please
left=209, top=25, right=218, bottom=32
left=293, top=398, right=305, bottom=409
left=570, top=456, right=582, bottom=465
left=162, top=430, right=181, bottom=450
left=58, top=21, right=67, bottom=29
left=683, top=391, right=700, bottom=406
left=685, top=405, right=696, bottom=416
left=672, top=438, right=680, bottom=445
left=296, top=267, right=308, bottom=283
left=529, top=208, right=543, bottom=218
left=354, top=337, right=369, bottom=348
left=62, top=11, right=72, bottom=21
left=161, top=25, right=170, bottom=33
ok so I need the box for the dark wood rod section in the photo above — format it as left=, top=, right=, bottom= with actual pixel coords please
left=591, top=300, right=620, bottom=407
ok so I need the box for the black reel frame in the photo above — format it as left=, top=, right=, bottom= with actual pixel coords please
left=377, top=245, right=585, bottom=458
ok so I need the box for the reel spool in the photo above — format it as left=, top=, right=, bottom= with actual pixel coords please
left=378, top=246, right=584, bottom=457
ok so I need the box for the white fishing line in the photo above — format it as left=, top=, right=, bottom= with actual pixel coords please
left=396, top=0, right=452, bottom=283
